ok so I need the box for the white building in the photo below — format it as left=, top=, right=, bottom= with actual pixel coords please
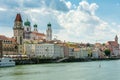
left=80, top=48, right=89, bottom=58
left=74, top=48, right=88, bottom=58
left=35, top=43, right=64, bottom=59
left=92, top=48, right=99, bottom=58
left=68, top=48, right=74, bottom=57
left=24, top=43, right=64, bottom=59
left=112, top=47, right=119, bottom=56
left=24, top=44, right=35, bottom=57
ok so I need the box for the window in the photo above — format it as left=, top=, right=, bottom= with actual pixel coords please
left=20, top=37, right=22, bottom=44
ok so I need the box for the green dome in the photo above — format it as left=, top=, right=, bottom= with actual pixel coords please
left=24, top=19, right=30, bottom=26
left=34, top=24, right=37, bottom=27
left=47, top=22, right=51, bottom=27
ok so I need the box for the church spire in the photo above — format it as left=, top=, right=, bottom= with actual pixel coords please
left=115, top=35, right=118, bottom=43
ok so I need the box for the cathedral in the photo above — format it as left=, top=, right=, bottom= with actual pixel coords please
left=13, top=13, right=52, bottom=43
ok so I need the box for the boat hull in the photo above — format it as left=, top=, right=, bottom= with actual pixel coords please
left=0, top=57, right=15, bottom=67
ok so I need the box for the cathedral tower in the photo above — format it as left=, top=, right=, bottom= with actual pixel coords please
left=13, top=13, right=24, bottom=45
left=46, top=22, right=52, bottom=41
left=33, top=24, right=38, bottom=32
left=13, top=13, right=24, bottom=54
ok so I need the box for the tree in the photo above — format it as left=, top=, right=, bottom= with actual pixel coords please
left=104, top=49, right=111, bottom=57
left=86, top=43, right=90, bottom=47
left=102, top=43, right=105, bottom=46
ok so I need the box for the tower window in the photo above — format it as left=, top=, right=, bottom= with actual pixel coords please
left=20, top=37, right=22, bottom=44
left=27, top=28, right=29, bottom=31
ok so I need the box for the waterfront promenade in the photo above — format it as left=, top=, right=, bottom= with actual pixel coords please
left=14, top=57, right=120, bottom=65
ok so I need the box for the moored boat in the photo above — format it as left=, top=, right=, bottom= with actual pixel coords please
left=0, top=57, right=15, bottom=67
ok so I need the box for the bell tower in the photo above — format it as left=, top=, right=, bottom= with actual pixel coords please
left=115, top=35, right=118, bottom=43
left=33, top=24, right=38, bottom=32
left=13, top=13, right=24, bottom=54
left=46, top=22, right=52, bottom=41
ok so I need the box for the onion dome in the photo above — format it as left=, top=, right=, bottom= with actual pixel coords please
left=47, top=22, right=51, bottom=27
left=33, top=24, right=37, bottom=27
left=24, top=19, right=30, bottom=26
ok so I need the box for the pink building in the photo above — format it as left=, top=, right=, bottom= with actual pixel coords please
left=106, top=35, right=119, bottom=56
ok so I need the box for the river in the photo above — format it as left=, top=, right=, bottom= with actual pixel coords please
left=0, top=60, right=120, bottom=80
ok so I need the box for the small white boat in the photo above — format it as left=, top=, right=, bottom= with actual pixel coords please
left=0, top=57, right=15, bottom=67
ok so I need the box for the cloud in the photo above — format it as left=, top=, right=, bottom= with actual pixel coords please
left=0, top=0, right=119, bottom=43
left=79, top=1, right=99, bottom=15
left=0, top=26, right=13, bottom=37
left=0, top=7, right=7, bottom=11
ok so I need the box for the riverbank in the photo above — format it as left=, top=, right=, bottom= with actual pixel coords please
left=15, top=57, right=120, bottom=65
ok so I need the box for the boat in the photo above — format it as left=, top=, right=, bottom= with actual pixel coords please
left=0, top=57, right=15, bottom=67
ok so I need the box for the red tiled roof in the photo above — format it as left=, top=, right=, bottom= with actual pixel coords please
left=0, top=35, right=9, bottom=40
left=15, top=13, right=22, bottom=22
left=8, top=38, right=16, bottom=42
left=107, top=41, right=118, bottom=47
left=0, top=35, right=16, bottom=42
left=31, top=32, right=45, bottom=36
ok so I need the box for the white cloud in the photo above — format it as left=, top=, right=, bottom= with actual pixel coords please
left=89, top=3, right=99, bottom=15
left=65, top=1, right=72, bottom=9
left=0, top=0, right=119, bottom=43
left=0, top=7, right=7, bottom=11
left=0, top=26, right=13, bottom=37
left=79, top=1, right=99, bottom=15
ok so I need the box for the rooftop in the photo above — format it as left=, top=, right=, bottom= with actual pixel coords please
left=15, top=13, right=22, bottom=22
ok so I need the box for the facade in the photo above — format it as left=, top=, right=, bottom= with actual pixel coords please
left=24, top=19, right=46, bottom=41
left=92, top=48, right=99, bottom=58
left=0, top=40, right=2, bottom=57
left=80, top=48, right=89, bottom=58
left=24, top=43, right=35, bottom=57
left=73, top=48, right=89, bottom=58
left=68, top=48, right=74, bottom=57
left=0, top=35, right=18, bottom=56
left=106, top=35, right=119, bottom=56
left=25, top=43, right=64, bottom=59
left=35, top=43, right=64, bottom=59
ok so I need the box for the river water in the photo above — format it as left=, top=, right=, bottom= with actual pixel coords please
left=0, top=60, right=120, bottom=80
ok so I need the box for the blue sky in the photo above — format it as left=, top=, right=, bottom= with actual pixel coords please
left=0, top=0, right=120, bottom=43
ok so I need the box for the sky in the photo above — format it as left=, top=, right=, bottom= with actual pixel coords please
left=0, top=0, right=120, bottom=43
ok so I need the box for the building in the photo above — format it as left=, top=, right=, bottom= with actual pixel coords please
left=73, top=48, right=89, bottom=58
left=46, top=23, right=52, bottom=41
left=106, top=35, right=119, bottom=56
left=13, top=13, right=24, bottom=55
left=35, top=43, right=64, bottom=59
left=24, top=43, right=64, bottom=59
left=69, top=48, right=74, bottom=57
left=0, top=40, right=2, bottom=57
left=24, top=19, right=46, bottom=41
left=24, top=43, right=35, bottom=57
left=0, top=35, right=18, bottom=56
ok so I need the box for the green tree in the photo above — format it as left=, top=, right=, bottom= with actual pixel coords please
left=102, top=43, right=105, bottom=46
left=104, top=49, right=111, bottom=56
